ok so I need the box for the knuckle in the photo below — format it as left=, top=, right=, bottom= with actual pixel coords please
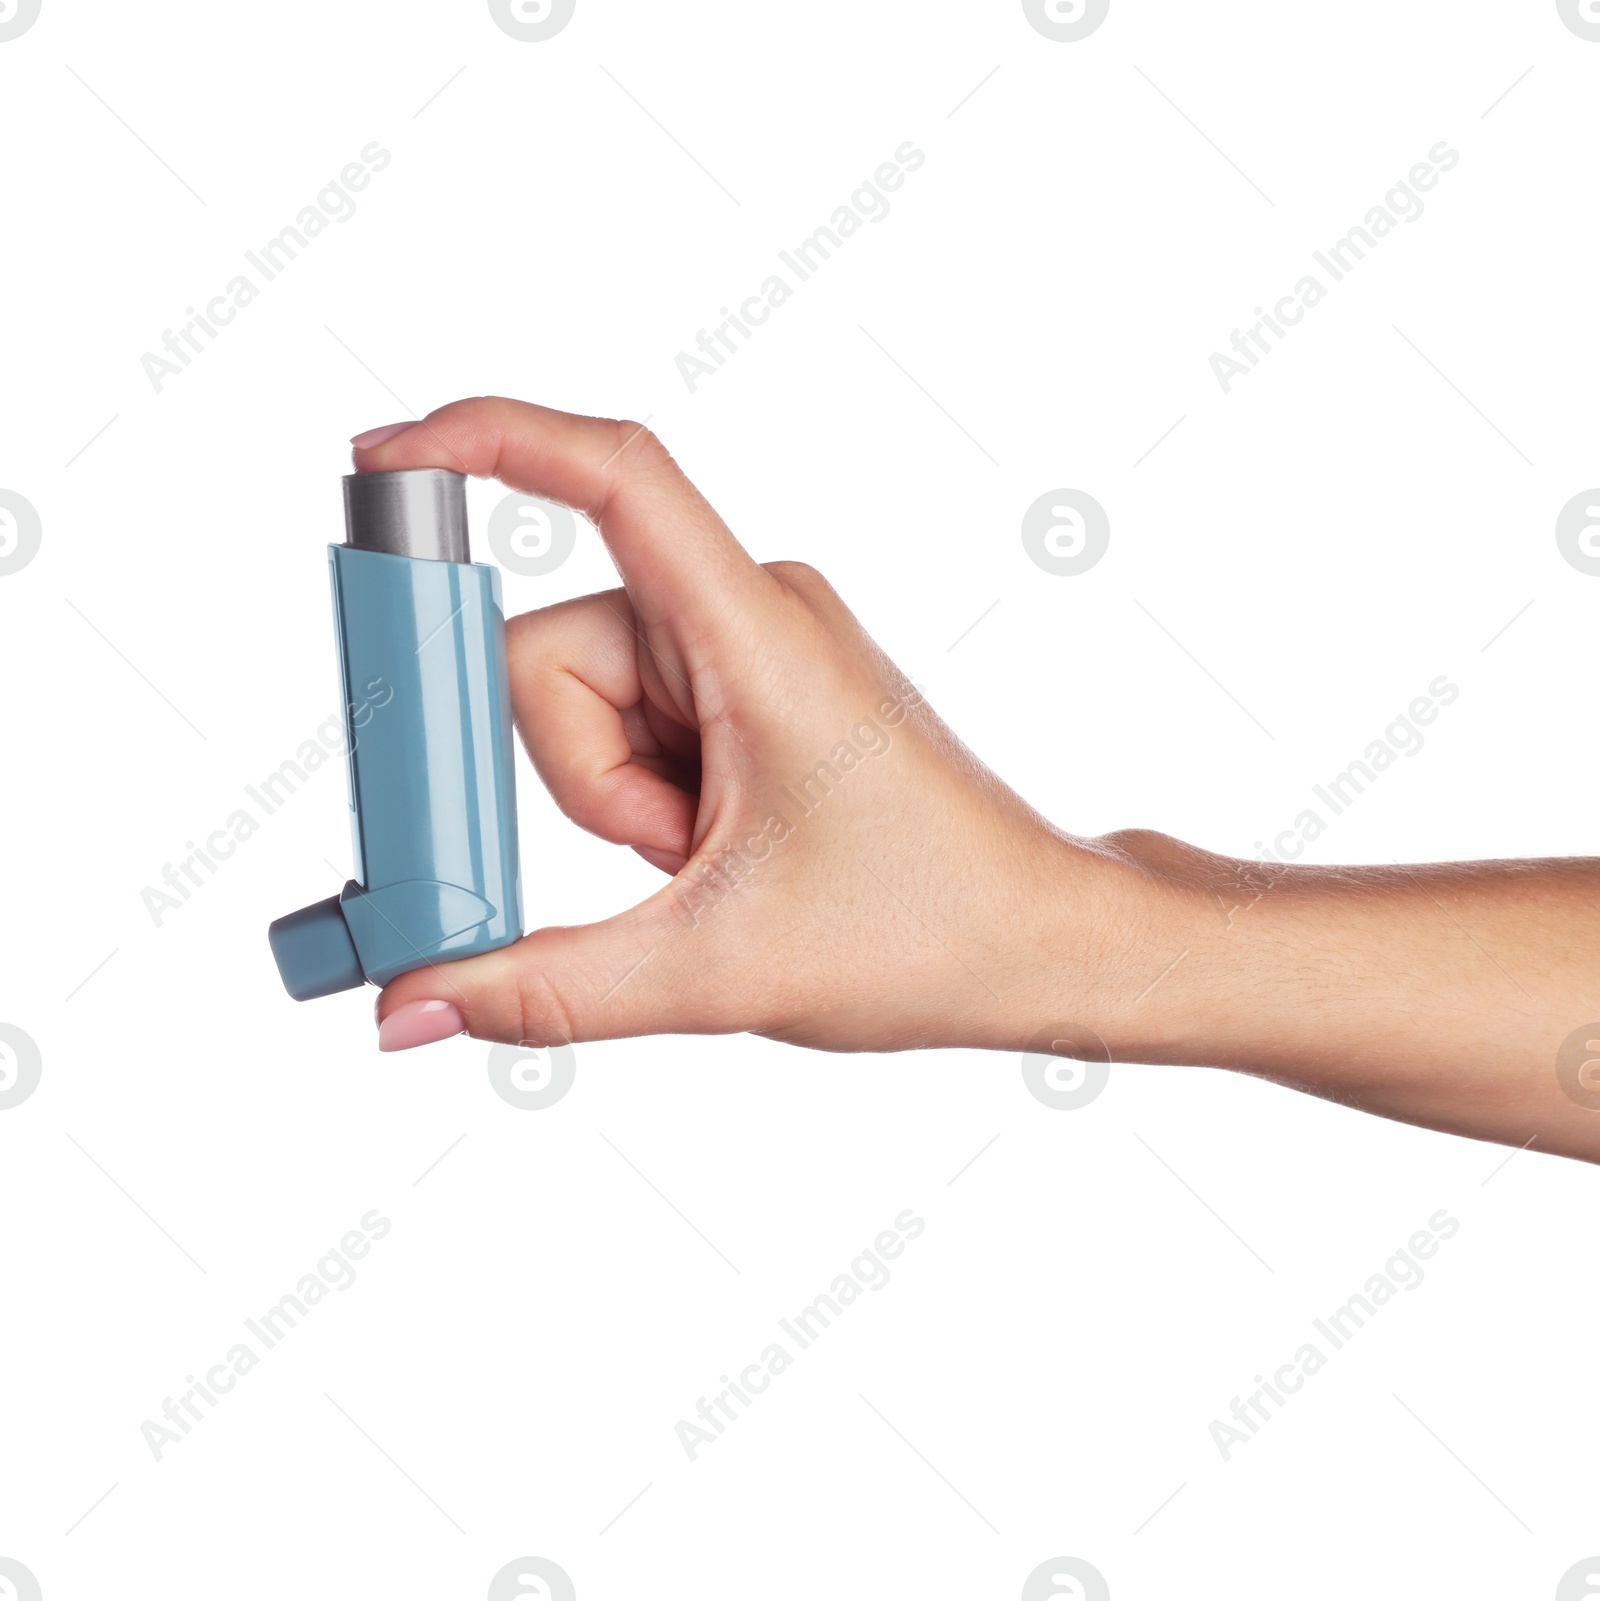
left=594, top=419, right=676, bottom=516
left=514, top=957, right=580, bottom=1049
left=765, top=559, right=831, bottom=597
left=611, top=417, right=670, bottom=471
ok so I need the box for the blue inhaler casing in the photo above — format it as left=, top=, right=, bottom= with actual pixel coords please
left=268, top=468, right=523, bottom=1001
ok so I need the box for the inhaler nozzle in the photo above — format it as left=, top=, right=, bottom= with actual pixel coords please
left=269, top=891, right=365, bottom=1000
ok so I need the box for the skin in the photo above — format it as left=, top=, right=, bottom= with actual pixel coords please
left=358, top=397, right=1600, bottom=1165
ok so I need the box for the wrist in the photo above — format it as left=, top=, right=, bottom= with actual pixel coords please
left=990, top=826, right=1223, bottom=1064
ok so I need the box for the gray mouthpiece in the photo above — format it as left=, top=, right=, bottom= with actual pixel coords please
left=343, top=468, right=469, bottom=563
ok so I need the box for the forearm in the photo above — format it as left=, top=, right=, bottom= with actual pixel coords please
left=1037, top=831, right=1600, bottom=1162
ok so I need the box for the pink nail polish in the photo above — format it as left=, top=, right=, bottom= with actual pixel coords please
left=350, top=420, right=417, bottom=450
left=378, top=999, right=466, bottom=1052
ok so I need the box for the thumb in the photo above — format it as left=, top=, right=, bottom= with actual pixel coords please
left=374, top=892, right=722, bottom=1050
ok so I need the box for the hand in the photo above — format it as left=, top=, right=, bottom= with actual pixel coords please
left=353, top=398, right=1600, bottom=1169
left=355, top=398, right=1145, bottom=1056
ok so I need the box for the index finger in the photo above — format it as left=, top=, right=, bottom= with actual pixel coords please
left=350, top=396, right=774, bottom=632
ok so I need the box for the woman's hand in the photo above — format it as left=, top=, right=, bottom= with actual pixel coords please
left=356, top=397, right=1600, bottom=1168
left=356, top=398, right=1150, bottom=1058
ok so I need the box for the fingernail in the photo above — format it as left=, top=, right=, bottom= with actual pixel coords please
left=350, top=420, right=417, bottom=450
left=378, top=999, right=466, bottom=1052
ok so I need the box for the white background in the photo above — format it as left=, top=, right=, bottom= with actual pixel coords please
left=2, top=2, right=1597, bottom=1597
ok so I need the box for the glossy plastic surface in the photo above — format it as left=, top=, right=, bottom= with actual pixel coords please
left=328, top=543, right=523, bottom=985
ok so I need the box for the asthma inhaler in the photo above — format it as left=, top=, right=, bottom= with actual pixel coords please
left=268, top=468, right=523, bottom=1000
